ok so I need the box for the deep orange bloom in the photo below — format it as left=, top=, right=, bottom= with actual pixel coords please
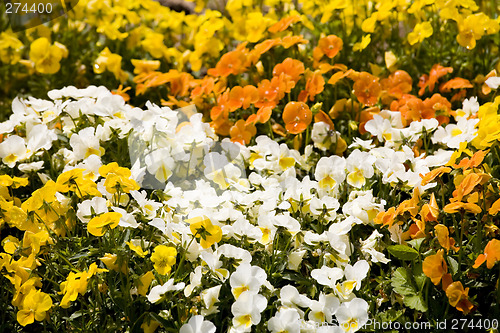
left=420, top=193, right=439, bottom=222
left=380, top=70, right=413, bottom=102
left=282, top=102, right=312, bottom=134
left=439, top=77, right=473, bottom=93
left=422, top=93, right=451, bottom=124
left=210, top=115, right=232, bottom=137
left=418, top=64, right=453, bottom=96
left=423, top=249, right=448, bottom=285
left=248, top=38, right=281, bottom=63
left=246, top=106, right=273, bottom=125
left=443, top=201, right=481, bottom=214
left=391, top=94, right=425, bottom=126
left=434, top=224, right=458, bottom=252
left=210, top=90, right=232, bottom=121
left=473, top=239, right=500, bottom=269
left=420, top=166, right=451, bottom=186
left=255, top=77, right=285, bottom=109
left=208, top=45, right=249, bottom=77
left=489, top=198, right=500, bottom=215
left=316, top=35, right=343, bottom=59
left=298, top=70, right=325, bottom=102
left=281, top=35, right=309, bottom=49
left=445, top=281, right=474, bottom=314
left=230, top=119, right=256, bottom=145
left=374, top=206, right=397, bottom=228
left=228, top=85, right=259, bottom=110
left=191, top=77, right=215, bottom=99
left=353, top=72, right=381, bottom=106
left=273, top=58, right=304, bottom=86
left=268, top=15, right=301, bottom=33
left=453, top=150, right=486, bottom=170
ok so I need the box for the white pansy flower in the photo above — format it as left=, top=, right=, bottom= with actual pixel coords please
left=147, top=279, right=185, bottom=303
left=231, top=292, right=267, bottom=331
left=335, top=298, right=369, bottom=333
left=0, top=135, right=31, bottom=167
left=179, top=315, right=216, bottom=333
left=311, top=266, right=344, bottom=289
left=268, top=308, right=301, bottom=333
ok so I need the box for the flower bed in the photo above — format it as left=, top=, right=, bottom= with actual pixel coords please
left=1, top=0, right=500, bottom=332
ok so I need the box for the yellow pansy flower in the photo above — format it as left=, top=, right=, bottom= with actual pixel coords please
left=87, top=212, right=122, bottom=237
left=353, top=34, right=371, bottom=52
left=29, top=37, right=68, bottom=74
left=0, top=31, right=24, bottom=65
left=17, top=289, right=52, bottom=326
left=188, top=215, right=222, bottom=249
left=150, top=245, right=177, bottom=275
left=407, top=21, right=433, bottom=45
left=126, top=241, right=149, bottom=258
left=94, top=47, right=127, bottom=82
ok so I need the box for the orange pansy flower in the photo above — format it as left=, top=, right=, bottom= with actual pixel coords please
left=423, top=249, right=448, bottom=285
left=191, top=77, right=215, bottom=99
left=422, top=93, right=451, bottom=124
left=418, top=64, right=453, bottom=96
left=408, top=217, right=426, bottom=239
left=207, top=45, right=249, bottom=77
left=443, top=201, right=481, bottom=214
left=268, top=15, right=301, bottom=33
left=473, top=239, right=500, bottom=269
left=445, top=281, right=474, bottom=314
left=434, top=224, right=458, bottom=252
left=281, top=35, right=309, bottom=49
left=256, top=77, right=285, bottom=108
left=246, top=106, right=273, bottom=126
left=374, top=206, right=397, bottom=228
left=390, top=94, right=424, bottom=126
left=380, top=70, right=413, bottom=102
left=316, top=34, right=343, bottom=59
left=228, top=85, right=259, bottom=110
left=439, top=77, right=473, bottom=93
left=420, top=166, right=451, bottom=186
left=298, top=70, right=325, bottom=102
left=282, top=102, right=312, bottom=134
left=230, top=119, right=256, bottom=145
left=210, top=90, right=232, bottom=120
left=489, top=198, right=500, bottom=215
left=210, top=115, right=232, bottom=137
left=273, top=58, right=305, bottom=93
left=453, top=150, right=486, bottom=170
left=420, top=193, right=439, bottom=222
left=353, top=71, right=381, bottom=106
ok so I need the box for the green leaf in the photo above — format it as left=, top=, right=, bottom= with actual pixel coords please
left=391, top=268, right=428, bottom=312
left=447, top=256, right=459, bottom=275
left=388, top=245, right=419, bottom=261
left=406, top=238, right=425, bottom=252
left=391, top=268, right=415, bottom=296
left=403, top=294, right=428, bottom=312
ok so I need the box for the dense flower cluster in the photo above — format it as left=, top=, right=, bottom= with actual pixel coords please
left=0, top=83, right=498, bottom=331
